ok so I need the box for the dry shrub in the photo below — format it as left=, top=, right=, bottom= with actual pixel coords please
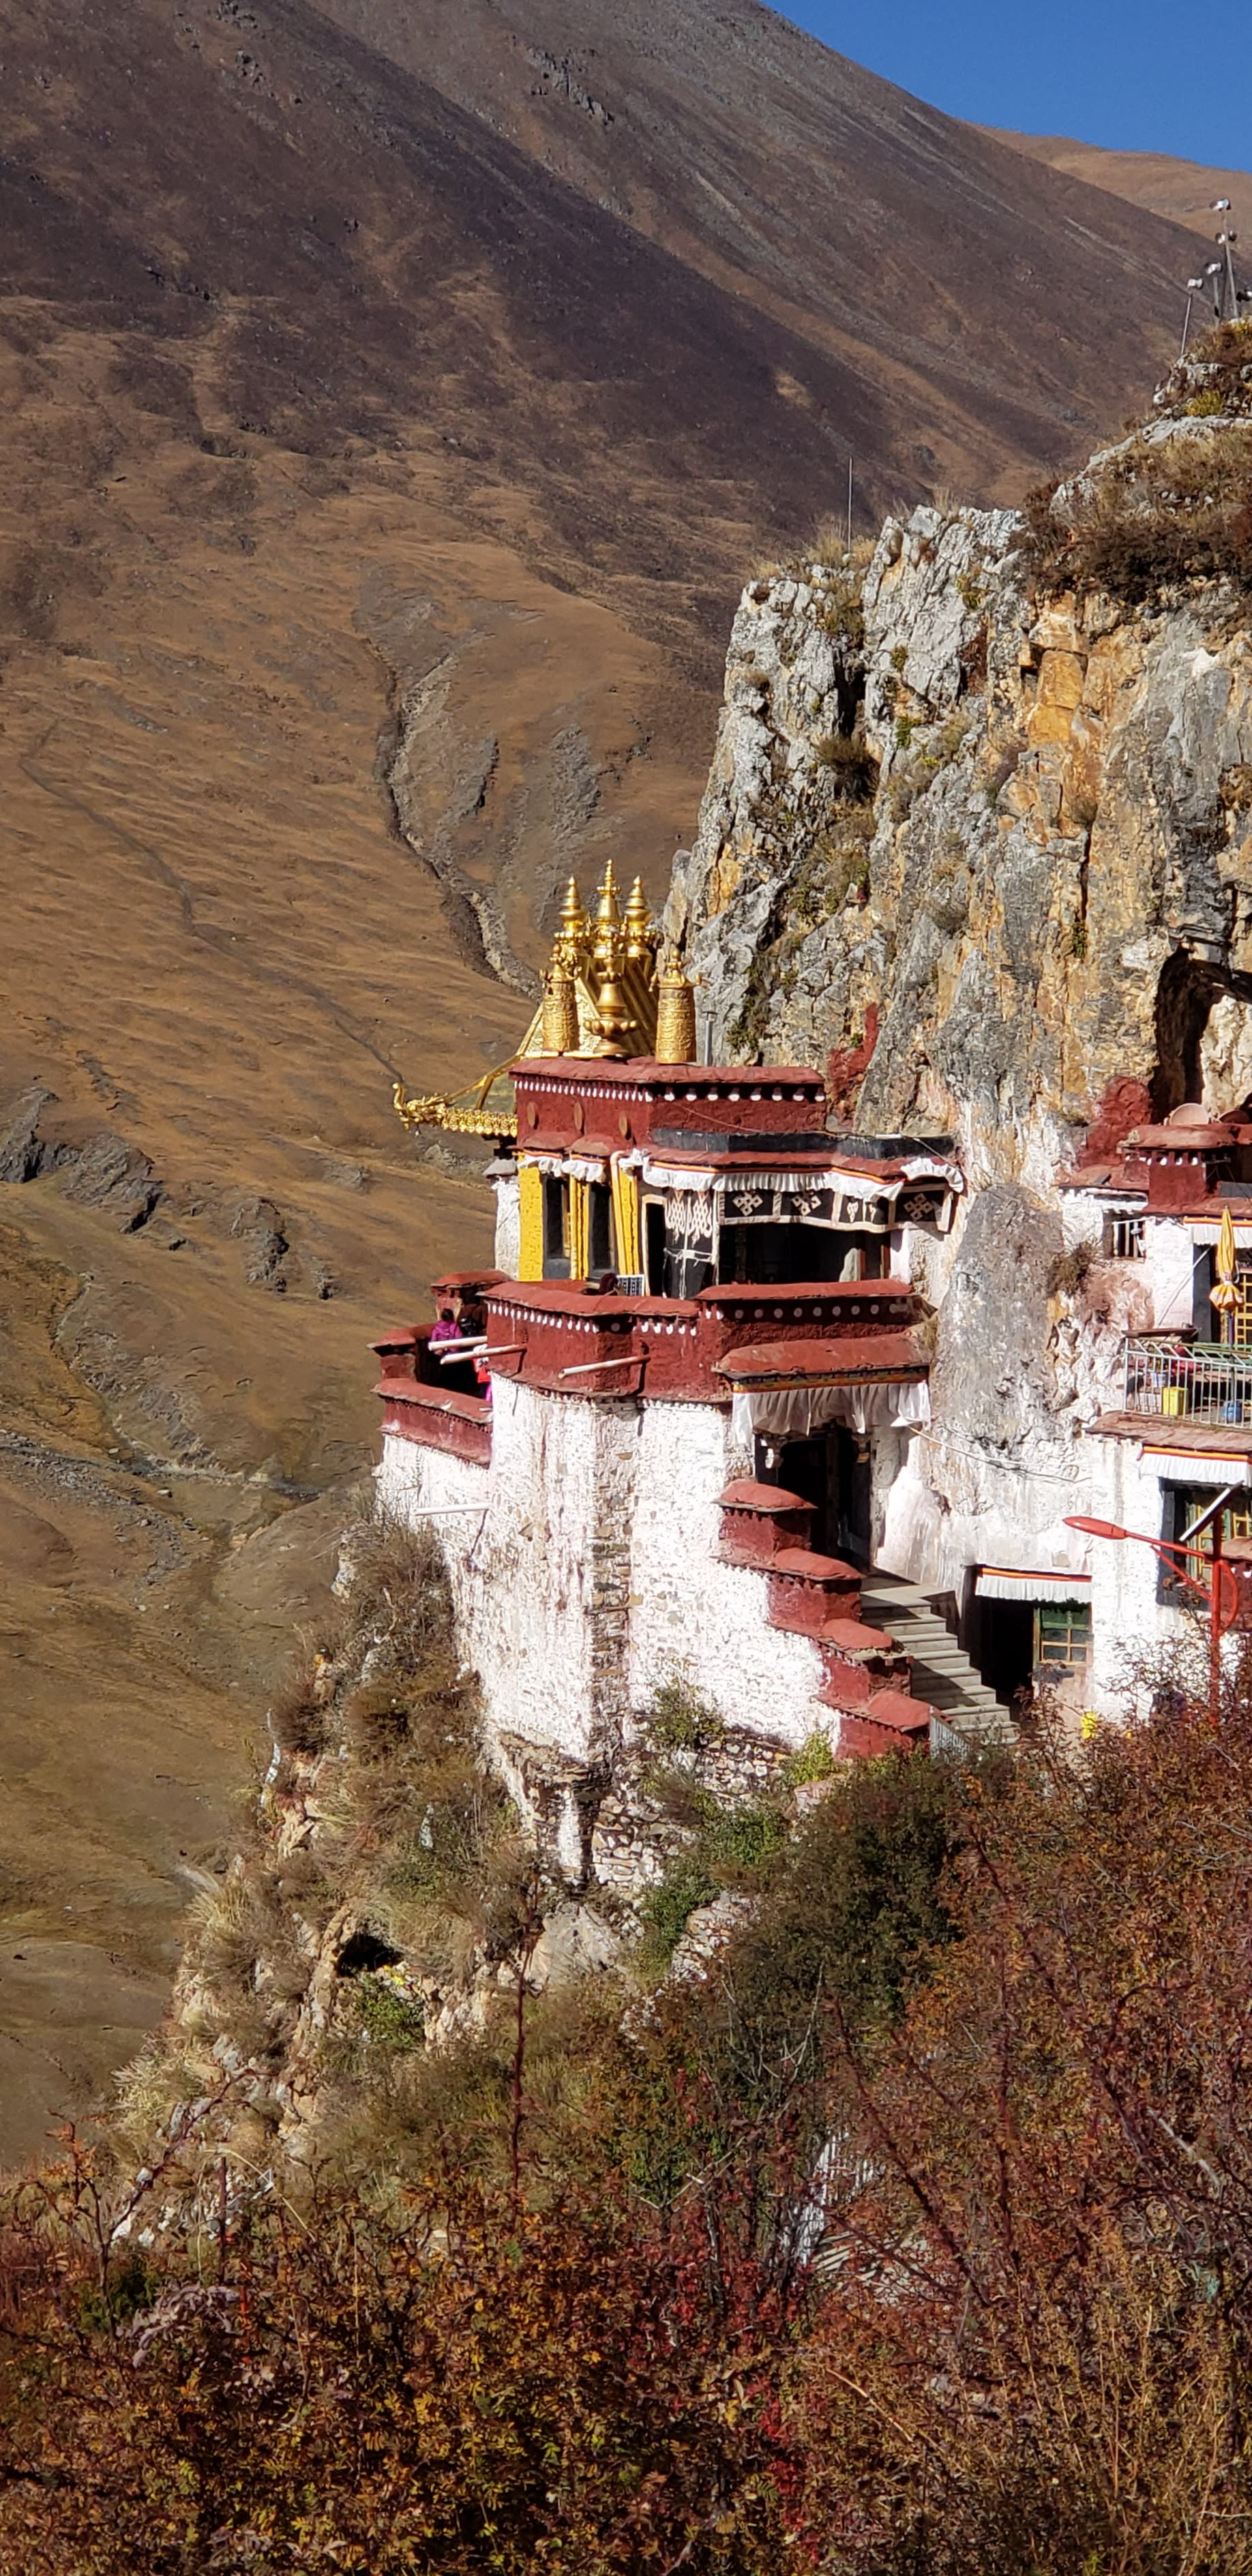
left=341, top=1675, right=413, bottom=1758
left=1185, top=315, right=1252, bottom=396
left=267, top=1641, right=331, bottom=1758
left=797, top=1675, right=1252, bottom=2569
left=339, top=1511, right=453, bottom=1678
left=812, top=725, right=876, bottom=796
left=190, top=1870, right=271, bottom=1992
left=1047, top=1238, right=1093, bottom=1296
left=1023, top=419, right=1252, bottom=608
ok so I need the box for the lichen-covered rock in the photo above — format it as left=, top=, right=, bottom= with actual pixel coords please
left=671, top=445, right=1252, bottom=1596
left=664, top=563, right=869, bottom=1060
left=674, top=498, right=1252, bottom=1185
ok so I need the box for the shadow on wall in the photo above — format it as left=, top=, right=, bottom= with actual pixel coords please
left=1155, top=953, right=1252, bottom=1115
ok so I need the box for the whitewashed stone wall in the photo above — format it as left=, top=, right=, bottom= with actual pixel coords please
left=1146, top=1220, right=1206, bottom=1332
left=626, top=1403, right=831, bottom=1750
left=380, top=1382, right=840, bottom=1831
left=379, top=1380, right=633, bottom=1769
left=1083, top=1433, right=1212, bottom=1716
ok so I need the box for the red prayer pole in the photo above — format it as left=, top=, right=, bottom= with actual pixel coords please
left=1064, top=1514, right=1238, bottom=1722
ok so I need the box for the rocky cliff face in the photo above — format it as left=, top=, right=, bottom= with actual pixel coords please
left=668, top=366, right=1252, bottom=1590
left=669, top=447, right=1252, bottom=1191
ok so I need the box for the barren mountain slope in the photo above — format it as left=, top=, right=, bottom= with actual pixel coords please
left=313, top=0, right=1208, bottom=500
left=0, top=0, right=1213, bottom=2157
left=995, top=130, right=1252, bottom=252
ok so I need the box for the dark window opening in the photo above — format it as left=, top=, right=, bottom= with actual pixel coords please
left=644, top=1200, right=666, bottom=1294
left=418, top=1338, right=480, bottom=1399
left=717, top=1224, right=884, bottom=1285
left=1103, top=1215, right=1146, bottom=1261
left=588, top=1182, right=612, bottom=1275
left=543, top=1175, right=569, bottom=1280
left=1159, top=1482, right=1252, bottom=1600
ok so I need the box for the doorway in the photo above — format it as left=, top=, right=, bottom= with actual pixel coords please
left=832, top=1425, right=871, bottom=1563
left=966, top=1596, right=1034, bottom=1702
left=755, top=1424, right=872, bottom=1563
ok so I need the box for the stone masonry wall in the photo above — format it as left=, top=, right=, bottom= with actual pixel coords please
left=379, top=1384, right=840, bottom=1878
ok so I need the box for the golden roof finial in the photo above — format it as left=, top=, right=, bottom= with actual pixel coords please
left=595, top=858, right=622, bottom=929
left=655, top=946, right=698, bottom=1066
left=624, top=874, right=655, bottom=963
left=561, top=876, right=587, bottom=942
left=590, top=974, right=636, bottom=1057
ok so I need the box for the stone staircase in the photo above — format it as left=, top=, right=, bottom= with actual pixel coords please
left=716, top=1482, right=935, bottom=1754
left=858, top=1570, right=1012, bottom=1745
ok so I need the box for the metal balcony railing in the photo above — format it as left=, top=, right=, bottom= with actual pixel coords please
left=1122, top=1335, right=1252, bottom=1424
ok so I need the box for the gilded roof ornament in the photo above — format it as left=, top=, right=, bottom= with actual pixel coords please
left=393, top=858, right=666, bottom=1132
left=624, top=875, right=654, bottom=962
left=655, top=946, right=698, bottom=1066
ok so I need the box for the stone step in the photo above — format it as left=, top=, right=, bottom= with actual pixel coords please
left=859, top=1574, right=1011, bottom=1731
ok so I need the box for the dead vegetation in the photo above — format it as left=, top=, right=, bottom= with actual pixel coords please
left=117, top=1514, right=539, bottom=2177
left=1022, top=410, right=1252, bottom=610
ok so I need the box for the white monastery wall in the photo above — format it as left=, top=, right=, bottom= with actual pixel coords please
left=490, top=1168, right=520, bottom=1276
left=1146, top=1219, right=1204, bottom=1331
left=876, top=1430, right=1087, bottom=1602
left=626, top=1403, right=832, bottom=1750
left=381, top=1381, right=842, bottom=1804
left=380, top=1380, right=638, bottom=1769
left=1082, top=1433, right=1202, bottom=1715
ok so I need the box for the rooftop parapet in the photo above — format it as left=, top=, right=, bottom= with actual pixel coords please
left=514, top=1058, right=829, bottom=1154
left=477, top=1276, right=927, bottom=1405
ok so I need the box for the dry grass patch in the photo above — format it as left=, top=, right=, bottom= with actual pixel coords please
left=1024, top=418, right=1252, bottom=608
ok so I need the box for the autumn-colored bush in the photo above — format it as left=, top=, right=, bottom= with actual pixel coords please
left=0, top=2153, right=803, bottom=2576
left=12, top=1680, right=1252, bottom=2570
left=1023, top=419, right=1252, bottom=610
left=796, top=1676, right=1252, bottom=2570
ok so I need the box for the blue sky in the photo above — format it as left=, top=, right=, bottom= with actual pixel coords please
left=781, top=3, right=1251, bottom=171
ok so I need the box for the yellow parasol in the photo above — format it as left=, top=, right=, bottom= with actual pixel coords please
left=1212, top=1203, right=1240, bottom=1343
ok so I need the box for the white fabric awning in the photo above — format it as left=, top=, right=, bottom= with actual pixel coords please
left=1187, top=1219, right=1252, bottom=1247
left=1140, top=1447, right=1252, bottom=1487
left=640, top=1159, right=899, bottom=1203
left=732, top=1381, right=929, bottom=1443
left=976, top=1567, right=1092, bottom=1603
left=640, top=1160, right=719, bottom=1191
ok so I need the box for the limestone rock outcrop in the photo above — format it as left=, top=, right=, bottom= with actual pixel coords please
left=668, top=398, right=1252, bottom=1596
left=669, top=490, right=1252, bottom=1188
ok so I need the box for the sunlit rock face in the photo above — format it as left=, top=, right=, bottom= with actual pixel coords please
left=668, top=467, right=1252, bottom=1673
left=670, top=504, right=1252, bottom=1191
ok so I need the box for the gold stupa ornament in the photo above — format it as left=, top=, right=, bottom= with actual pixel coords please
left=529, top=862, right=662, bottom=1060
left=586, top=862, right=636, bottom=1058
left=655, top=947, right=698, bottom=1066
left=393, top=859, right=672, bottom=1136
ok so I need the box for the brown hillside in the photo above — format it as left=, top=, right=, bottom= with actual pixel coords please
left=994, top=130, right=1252, bottom=260
left=0, top=0, right=1214, bottom=2157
